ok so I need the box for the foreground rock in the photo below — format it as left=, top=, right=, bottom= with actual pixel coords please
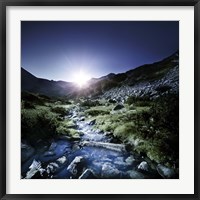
left=80, top=141, right=126, bottom=152
left=21, top=143, right=35, bottom=163
left=138, top=161, right=149, bottom=172
left=67, top=156, right=85, bottom=176
left=79, top=169, right=96, bottom=179
left=24, top=159, right=45, bottom=179
left=156, top=164, right=176, bottom=179
left=127, top=170, right=145, bottom=179
left=101, top=162, right=121, bottom=178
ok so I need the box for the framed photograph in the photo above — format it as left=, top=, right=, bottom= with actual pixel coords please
left=0, top=0, right=199, bottom=199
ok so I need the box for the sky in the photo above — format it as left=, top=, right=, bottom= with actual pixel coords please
left=21, top=21, right=179, bottom=82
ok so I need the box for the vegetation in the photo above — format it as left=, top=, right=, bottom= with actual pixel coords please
left=21, top=91, right=179, bottom=168
left=21, top=92, right=80, bottom=144
left=83, top=93, right=179, bottom=168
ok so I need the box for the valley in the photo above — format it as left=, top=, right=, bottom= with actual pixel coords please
left=21, top=51, right=179, bottom=179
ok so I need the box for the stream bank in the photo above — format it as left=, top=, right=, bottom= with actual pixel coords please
left=21, top=106, right=176, bottom=179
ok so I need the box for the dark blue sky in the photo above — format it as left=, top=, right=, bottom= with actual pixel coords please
left=21, top=21, right=179, bottom=82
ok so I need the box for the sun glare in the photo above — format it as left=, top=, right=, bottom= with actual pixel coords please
left=73, top=70, right=91, bottom=88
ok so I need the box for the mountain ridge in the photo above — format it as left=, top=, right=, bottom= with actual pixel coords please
left=21, top=51, right=179, bottom=99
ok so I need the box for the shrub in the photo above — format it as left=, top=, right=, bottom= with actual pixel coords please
left=133, top=92, right=179, bottom=166
left=113, top=123, right=136, bottom=140
left=155, top=85, right=172, bottom=93
left=80, top=99, right=100, bottom=107
left=50, top=106, right=68, bottom=117
left=21, top=108, right=59, bottom=142
left=126, top=96, right=150, bottom=107
left=21, top=92, right=45, bottom=105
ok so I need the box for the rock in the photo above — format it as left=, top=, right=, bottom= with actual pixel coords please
left=21, top=143, right=35, bottom=163
left=114, top=157, right=125, bottom=165
left=104, top=131, right=112, bottom=136
left=138, top=161, right=149, bottom=171
left=102, top=158, right=112, bottom=162
left=67, top=156, right=85, bottom=176
left=101, top=163, right=121, bottom=178
left=108, top=99, right=117, bottom=103
left=49, top=142, right=57, bottom=151
left=46, top=162, right=59, bottom=174
left=156, top=164, right=176, bottom=179
left=72, top=134, right=81, bottom=140
left=67, top=125, right=77, bottom=129
left=43, top=151, right=56, bottom=157
left=57, top=135, right=71, bottom=140
left=113, top=104, right=124, bottom=110
left=80, top=141, right=126, bottom=152
left=72, top=143, right=81, bottom=151
left=79, top=132, right=84, bottom=136
left=125, top=155, right=135, bottom=165
left=79, top=169, right=96, bottom=179
left=25, top=159, right=45, bottom=179
left=88, top=119, right=96, bottom=125
left=80, top=117, right=85, bottom=121
left=56, top=156, right=67, bottom=164
left=127, top=170, right=145, bottom=179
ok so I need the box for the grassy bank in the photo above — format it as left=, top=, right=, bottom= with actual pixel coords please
left=21, top=92, right=80, bottom=144
left=82, top=93, right=179, bottom=168
left=21, top=91, right=179, bottom=169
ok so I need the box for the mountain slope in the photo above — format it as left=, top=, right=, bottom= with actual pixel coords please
left=76, top=51, right=179, bottom=100
left=21, top=68, right=76, bottom=97
left=21, top=51, right=179, bottom=99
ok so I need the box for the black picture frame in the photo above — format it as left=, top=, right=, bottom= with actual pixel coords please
left=0, top=0, right=199, bottom=199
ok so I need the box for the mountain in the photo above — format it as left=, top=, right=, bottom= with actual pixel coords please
left=21, top=51, right=179, bottom=100
left=75, top=51, right=179, bottom=100
left=21, top=68, right=76, bottom=97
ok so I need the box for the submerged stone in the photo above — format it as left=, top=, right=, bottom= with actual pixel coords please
left=21, top=143, right=35, bottom=163
left=156, top=164, right=176, bottom=179
left=127, top=170, right=145, bottom=179
left=67, top=156, right=85, bottom=176
left=79, top=169, right=96, bottom=179
left=101, top=162, right=121, bottom=178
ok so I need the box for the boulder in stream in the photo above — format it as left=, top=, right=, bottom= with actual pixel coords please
left=101, top=162, right=121, bottom=178
left=156, top=164, right=176, bottom=179
left=79, top=169, right=96, bottom=179
left=46, top=162, right=59, bottom=174
left=49, top=142, right=57, bottom=151
left=88, top=119, right=96, bottom=125
left=21, top=142, right=35, bottom=163
left=56, top=156, right=67, bottom=164
left=43, top=151, right=56, bottom=157
left=125, top=155, right=135, bottom=165
left=127, top=170, right=145, bottom=179
left=67, top=156, right=85, bottom=176
left=24, top=159, right=45, bottom=179
left=138, top=161, right=149, bottom=172
left=80, top=141, right=126, bottom=152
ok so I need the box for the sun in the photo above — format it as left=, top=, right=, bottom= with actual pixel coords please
left=73, top=70, right=91, bottom=88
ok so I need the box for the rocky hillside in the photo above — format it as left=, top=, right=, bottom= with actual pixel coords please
left=77, top=51, right=179, bottom=101
left=100, top=64, right=178, bottom=102
left=22, top=51, right=178, bottom=99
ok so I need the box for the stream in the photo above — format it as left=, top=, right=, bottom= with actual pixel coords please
left=21, top=107, right=162, bottom=179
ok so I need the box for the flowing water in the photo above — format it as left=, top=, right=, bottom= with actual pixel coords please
left=21, top=109, right=161, bottom=179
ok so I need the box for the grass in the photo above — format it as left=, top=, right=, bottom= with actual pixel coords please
left=21, top=92, right=81, bottom=143
left=21, top=92, right=179, bottom=168
left=82, top=94, right=178, bottom=168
